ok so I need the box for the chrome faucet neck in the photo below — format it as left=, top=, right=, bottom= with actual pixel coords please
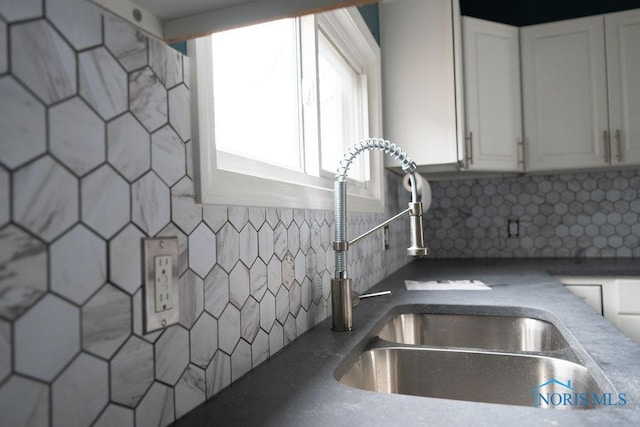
left=331, top=138, right=429, bottom=332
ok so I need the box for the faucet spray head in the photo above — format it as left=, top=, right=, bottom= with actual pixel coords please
left=407, top=202, right=429, bottom=257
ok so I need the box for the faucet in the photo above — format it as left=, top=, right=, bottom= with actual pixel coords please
left=331, top=138, right=429, bottom=331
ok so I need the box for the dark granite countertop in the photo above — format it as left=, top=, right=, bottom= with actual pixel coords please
left=174, top=258, right=640, bottom=426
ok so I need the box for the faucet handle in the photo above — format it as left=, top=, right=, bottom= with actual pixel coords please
left=351, top=290, right=392, bottom=308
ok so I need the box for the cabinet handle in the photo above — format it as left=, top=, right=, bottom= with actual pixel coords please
left=615, top=129, right=622, bottom=162
left=517, top=138, right=526, bottom=171
left=465, top=132, right=473, bottom=166
left=603, top=130, right=611, bottom=163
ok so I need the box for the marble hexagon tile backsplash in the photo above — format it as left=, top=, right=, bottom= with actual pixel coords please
left=4, top=1, right=640, bottom=426
left=0, top=2, right=412, bottom=426
left=424, top=170, right=640, bottom=258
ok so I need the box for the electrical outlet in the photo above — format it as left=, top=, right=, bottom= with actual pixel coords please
left=507, top=219, right=520, bottom=238
left=154, top=255, right=173, bottom=312
left=143, top=237, right=179, bottom=333
left=383, top=225, right=390, bottom=250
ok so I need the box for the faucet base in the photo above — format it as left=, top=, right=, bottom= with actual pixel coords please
left=331, top=278, right=353, bottom=332
left=407, top=247, right=429, bottom=257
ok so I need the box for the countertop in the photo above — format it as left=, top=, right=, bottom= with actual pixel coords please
left=174, top=258, right=640, bottom=426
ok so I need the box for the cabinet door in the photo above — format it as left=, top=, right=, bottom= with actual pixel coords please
left=380, top=0, right=461, bottom=167
left=463, top=17, right=521, bottom=171
left=616, top=279, right=640, bottom=314
left=614, top=279, right=640, bottom=344
left=605, top=9, right=640, bottom=165
left=564, top=284, right=603, bottom=315
left=521, top=16, right=609, bottom=171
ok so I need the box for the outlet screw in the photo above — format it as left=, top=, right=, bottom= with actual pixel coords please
left=161, top=319, right=167, bottom=326
left=160, top=240, right=166, bottom=248
left=133, top=8, right=143, bottom=22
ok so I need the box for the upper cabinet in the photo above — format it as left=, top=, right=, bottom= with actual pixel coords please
left=462, top=17, right=522, bottom=172
left=521, top=16, right=609, bottom=171
left=521, top=10, right=640, bottom=171
left=381, top=2, right=640, bottom=175
left=383, top=9, right=524, bottom=174
left=380, top=0, right=465, bottom=171
left=605, top=9, right=640, bottom=165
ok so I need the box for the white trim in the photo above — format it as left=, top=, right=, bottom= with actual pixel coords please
left=316, top=8, right=379, bottom=73
left=164, top=0, right=377, bottom=42
left=190, top=7, right=384, bottom=212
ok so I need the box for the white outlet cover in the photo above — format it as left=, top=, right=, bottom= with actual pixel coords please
left=143, top=237, right=179, bottom=333
left=154, top=255, right=173, bottom=311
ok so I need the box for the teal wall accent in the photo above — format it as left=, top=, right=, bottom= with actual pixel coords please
left=170, top=41, right=187, bottom=55
left=358, top=4, right=380, bottom=45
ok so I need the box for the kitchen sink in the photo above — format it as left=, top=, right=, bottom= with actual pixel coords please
left=338, top=347, right=604, bottom=408
left=377, top=313, right=570, bottom=353
left=336, top=306, right=615, bottom=409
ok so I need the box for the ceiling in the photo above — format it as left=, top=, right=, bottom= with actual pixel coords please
left=460, top=0, right=640, bottom=26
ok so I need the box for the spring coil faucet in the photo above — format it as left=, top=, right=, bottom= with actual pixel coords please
left=332, top=138, right=429, bottom=332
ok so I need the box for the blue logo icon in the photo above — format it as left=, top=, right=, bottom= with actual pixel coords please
left=530, top=378, right=627, bottom=408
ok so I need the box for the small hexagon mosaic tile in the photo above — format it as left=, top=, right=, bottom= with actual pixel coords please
left=424, top=171, right=640, bottom=258
left=2, top=2, right=640, bottom=426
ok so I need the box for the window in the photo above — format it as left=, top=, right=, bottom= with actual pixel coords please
left=318, top=28, right=368, bottom=182
left=210, top=19, right=302, bottom=171
left=190, top=7, right=383, bottom=212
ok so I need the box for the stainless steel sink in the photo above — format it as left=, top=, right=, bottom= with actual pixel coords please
left=339, top=347, right=604, bottom=408
left=377, top=313, right=569, bottom=353
left=336, top=307, right=616, bottom=408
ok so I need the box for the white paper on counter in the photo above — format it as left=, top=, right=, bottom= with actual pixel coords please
left=405, top=280, right=491, bottom=291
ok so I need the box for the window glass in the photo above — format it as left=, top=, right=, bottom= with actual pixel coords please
left=211, top=19, right=302, bottom=171
left=318, top=30, right=367, bottom=181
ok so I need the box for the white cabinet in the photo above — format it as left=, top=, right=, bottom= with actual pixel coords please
left=563, top=284, right=603, bottom=315
left=521, top=10, right=640, bottom=172
left=383, top=5, right=640, bottom=174
left=557, top=276, right=640, bottom=344
left=462, top=17, right=522, bottom=171
left=605, top=9, right=640, bottom=165
left=380, top=0, right=464, bottom=170
left=521, top=16, right=609, bottom=171
left=616, top=280, right=640, bottom=343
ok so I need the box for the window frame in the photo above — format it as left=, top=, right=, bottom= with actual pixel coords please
left=189, top=7, right=384, bottom=212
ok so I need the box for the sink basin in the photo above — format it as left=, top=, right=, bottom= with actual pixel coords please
left=338, top=347, right=604, bottom=408
left=378, top=313, right=570, bottom=353
left=336, top=307, right=617, bottom=409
